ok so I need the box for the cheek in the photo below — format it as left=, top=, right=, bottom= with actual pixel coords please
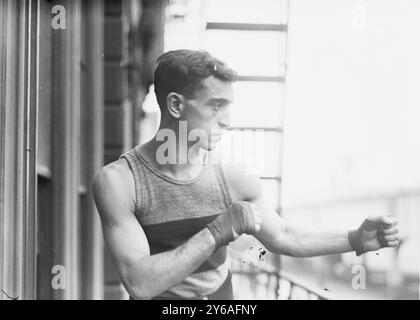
left=184, top=103, right=207, bottom=120
left=185, top=106, right=216, bottom=128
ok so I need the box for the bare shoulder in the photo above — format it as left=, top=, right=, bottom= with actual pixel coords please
left=92, top=158, right=136, bottom=220
left=221, top=165, right=262, bottom=202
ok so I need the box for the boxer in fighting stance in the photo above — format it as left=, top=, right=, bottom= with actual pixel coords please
left=93, top=50, right=399, bottom=300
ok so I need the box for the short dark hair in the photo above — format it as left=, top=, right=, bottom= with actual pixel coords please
left=154, top=49, right=238, bottom=113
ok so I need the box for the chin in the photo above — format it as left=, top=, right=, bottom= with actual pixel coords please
left=195, top=134, right=222, bottom=151
left=201, top=141, right=219, bottom=151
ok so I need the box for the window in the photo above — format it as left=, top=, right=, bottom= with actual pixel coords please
left=230, top=81, right=285, bottom=127
left=204, top=30, right=286, bottom=76
left=203, top=0, right=288, bottom=214
left=202, top=0, right=289, bottom=299
left=204, top=0, right=286, bottom=24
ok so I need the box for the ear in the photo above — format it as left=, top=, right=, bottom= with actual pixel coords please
left=166, top=92, right=185, bottom=119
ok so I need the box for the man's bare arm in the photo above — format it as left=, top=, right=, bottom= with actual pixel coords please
left=252, top=196, right=354, bottom=257
left=92, top=162, right=216, bottom=300
left=223, top=166, right=398, bottom=257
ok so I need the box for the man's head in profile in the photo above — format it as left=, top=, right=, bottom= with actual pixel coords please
left=153, top=49, right=238, bottom=151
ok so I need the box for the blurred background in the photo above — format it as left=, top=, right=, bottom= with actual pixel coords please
left=0, top=0, right=419, bottom=300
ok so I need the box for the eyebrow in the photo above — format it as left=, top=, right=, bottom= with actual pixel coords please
left=207, top=97, right=233, bottom=104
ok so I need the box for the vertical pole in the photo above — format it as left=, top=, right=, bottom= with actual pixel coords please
left=50, top=0, right=81, bottom=299
left=82, top=0, right=105, bottom=300
left=24, top=0, right=40, bottom=299
left=275, top=0, right=290, bottom=300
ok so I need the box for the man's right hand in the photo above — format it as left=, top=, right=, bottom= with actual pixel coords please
left=206, top=201, right=262, bottom=250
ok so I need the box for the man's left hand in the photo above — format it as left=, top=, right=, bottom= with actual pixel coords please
left=349, top=215, right=399, bottom=256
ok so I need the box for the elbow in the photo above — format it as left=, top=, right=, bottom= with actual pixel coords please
left=284, top=249, right=305, bottom=258
left=264, top=240, right=288, bottom=256
left=124, top=269, right=164, bottom=300
left=120, top=259, right=164, bottom=300
left=120, top=269, right=154, bottom=300
left=130, top=290, right=153, bottom=300
left=125, top=281, right=154, bottom=300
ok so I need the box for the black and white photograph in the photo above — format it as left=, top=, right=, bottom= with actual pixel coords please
left=0, top=0, right=419, bottom=303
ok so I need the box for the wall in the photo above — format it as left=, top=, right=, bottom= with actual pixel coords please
left=0, top=0, right=165, bottom=300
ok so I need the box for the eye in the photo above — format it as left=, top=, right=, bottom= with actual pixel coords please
left=213, top=103, right=222, bottom=111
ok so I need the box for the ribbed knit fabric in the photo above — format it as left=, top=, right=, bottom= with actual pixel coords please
left=120, top=145, right=234, bottom=299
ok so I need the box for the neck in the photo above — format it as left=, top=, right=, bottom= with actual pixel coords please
left=142, top=119, right=206, bottom=179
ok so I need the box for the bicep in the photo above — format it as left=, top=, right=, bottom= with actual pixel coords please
left=252, top=196, right=290, bottom=253
left=101, top=211, right=150, bottom=269
left=223, top=166, right=289, bottom=253
left=93, top=167, right=150, bottom=277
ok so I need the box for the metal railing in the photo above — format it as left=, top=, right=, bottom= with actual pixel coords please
left=277, top=271, right=331, bottom=300
left=229, top=245, right=331, bottom=300
left=231, top=268, right=331, bottom=300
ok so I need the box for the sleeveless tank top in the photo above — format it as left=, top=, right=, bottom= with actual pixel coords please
left=119, top=145, right=234, bottom=299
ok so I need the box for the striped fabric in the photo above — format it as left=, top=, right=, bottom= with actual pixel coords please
left=120, top=146, right=233, bottom=299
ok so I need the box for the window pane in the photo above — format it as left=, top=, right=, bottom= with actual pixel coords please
left=230, top=81, right=285, bottom=127
left=204, top=0, right=287, bottom=24
left=216, top=130, right=282, bottom=177
left=204, top=30, right=286, bottom=76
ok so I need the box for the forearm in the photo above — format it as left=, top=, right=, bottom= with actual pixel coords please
left=125, top=228, right=216, bottom=299
left=276, top=224, right=354, bottom=257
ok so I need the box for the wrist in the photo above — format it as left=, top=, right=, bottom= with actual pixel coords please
left=348, top=229, right=364, bottom=256
left=206, top=213, right=234, bottom=251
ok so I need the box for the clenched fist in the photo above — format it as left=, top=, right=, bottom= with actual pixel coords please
left=206, top=201, right=262, bottom=250
left=348, top=215, right=399, bottom=256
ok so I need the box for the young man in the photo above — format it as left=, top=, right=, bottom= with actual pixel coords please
left=93, top=50, right=399, bottom=300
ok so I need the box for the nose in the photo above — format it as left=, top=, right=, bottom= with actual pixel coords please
left=218, top=109, right=231, bottom=129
